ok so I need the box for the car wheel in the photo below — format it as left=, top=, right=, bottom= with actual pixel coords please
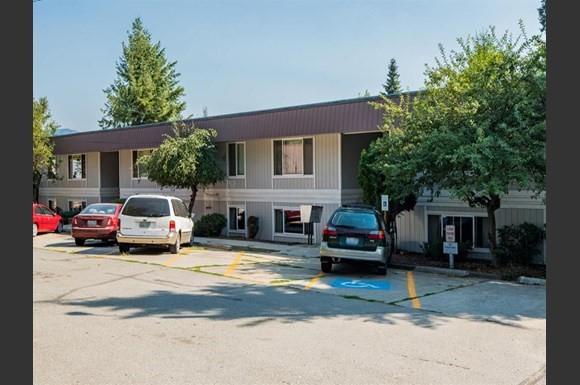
left=74, top=238, right=85, bottom=246
left=119, top=244, right=130, bottom=254
left=377, top=263, right=387, bottom=275
left=56, top=221, right=63, bottom=233
left=321, top=257, right=332, bottom=273
left=33, top=223, right=38, bottom=237
left=169, top=235, right=181, bottom=254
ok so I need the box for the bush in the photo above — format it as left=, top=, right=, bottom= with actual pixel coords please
left=495, top=222, right=545, bottom=265
left=247, top=216, right=260, bottom=239
left=194, top=213, right=227, bottom=237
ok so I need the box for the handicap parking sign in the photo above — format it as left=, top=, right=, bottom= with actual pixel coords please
left=330, top=278, right=391, bottom=290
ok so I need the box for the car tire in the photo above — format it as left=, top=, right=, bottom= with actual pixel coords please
left=56, top=221, right=63, bottom=233
left=119, top=244, right=130, bottom=254
left=169, top=235, right=180, bottom=254
left=74, top=238, right=85, bottom=246
left=377, top=263, right=387, bottom=275
left=321, top=257, right=332, bottom=273
left=33, top=223, right=38, bottom=237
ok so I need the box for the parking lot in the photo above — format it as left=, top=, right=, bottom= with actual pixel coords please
left=33, top=233, right=546, bottom=385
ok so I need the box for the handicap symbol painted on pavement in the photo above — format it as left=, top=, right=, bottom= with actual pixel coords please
left=329, top=279, right=391, bottom=290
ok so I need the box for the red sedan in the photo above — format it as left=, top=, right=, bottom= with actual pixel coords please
left=72, top=203, right=122, bottom=246
left=33, top=203, right=63, bottom=237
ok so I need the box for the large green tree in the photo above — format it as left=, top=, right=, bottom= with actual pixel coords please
left=138, top=123, right=225, bottom=214
left=380, top=58, right=401, bottom=97
left=99, top=18, right=186, bottom=129
left=33, top=97, right=58, bottom=202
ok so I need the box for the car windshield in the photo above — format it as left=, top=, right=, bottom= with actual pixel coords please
left=331, top=211, right=379, bottom=230
left=80, top=204, right=117, bottom=215
left=121, top=198, right=170, bottom=217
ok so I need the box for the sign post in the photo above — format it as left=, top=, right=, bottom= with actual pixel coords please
left=381, top=195, right=389, bottom=212
left=444, top=225, right=458, bottom=269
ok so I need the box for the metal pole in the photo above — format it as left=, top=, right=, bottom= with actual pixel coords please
left=449, top=253, right=454, bottom=269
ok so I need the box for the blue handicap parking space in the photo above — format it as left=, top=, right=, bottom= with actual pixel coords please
left=329, top=278, right=391, bottom=290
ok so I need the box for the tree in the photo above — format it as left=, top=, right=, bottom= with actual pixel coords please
left=380, top=58, right=401, bottom=97
left=358, top=94, right=422, bottom=251
left=99, top=18, right=186, bottom=129
left=138, top=122, right=225, bottom=214
left=400, top=28, right=545, bottom=264
left=33, top=97, right=58, bottom=202
left=538, top=0, right=546, bottom=32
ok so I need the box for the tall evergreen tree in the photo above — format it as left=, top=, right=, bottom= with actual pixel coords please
left=380, top=58, right=401, bottom=97
left=99, top=18, right=186, bottom=129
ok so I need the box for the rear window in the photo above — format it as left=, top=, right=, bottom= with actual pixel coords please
left=330, top=211, right=379, bottom=230
left=121, top=198, right=170, bottom=217
left=80, top=204, right=118, bottom=215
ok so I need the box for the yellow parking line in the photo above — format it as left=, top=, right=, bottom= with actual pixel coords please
left=304, top=271, right=324, bottom=290
left=163, top=253, right=188, bottom=267
left=224, top=252, right=244, bottom=277
left=406, top=271, right=422, bottom=309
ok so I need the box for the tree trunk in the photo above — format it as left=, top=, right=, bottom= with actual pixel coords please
left=188, top=185, right=198, bottom=215
left=32, top=171, right=42, bottom=203
left=486, top=194, right=501, bottom=266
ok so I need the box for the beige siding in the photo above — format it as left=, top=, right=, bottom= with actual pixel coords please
left=246, top=139, right=272, bottom=189
left=45, top=153, right=100, bottom=188
left=396, top=206, right=426, bottom=253
left=227, top=178, right=245, bottom=189
left=315, top=134, right=339, bottom=189
left=273, top=178, right=314, bottom=189
left=213, top=143, right=227, bottom=189
left=246, top=201, right=273, bottom=241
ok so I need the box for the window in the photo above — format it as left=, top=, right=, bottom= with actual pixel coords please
left=274, top=208, right=305, bottom=235
left=427, top=214, right=491, bottom=249
left=330, top=211, right=379, bottom=230
left=273, top=138, right=313, bottom=176
left=227, top=143, right=245, bottom=177
left=121, top=197, right=170, bottom=217
left=171, top=199, right=190, bottom=218
left=47, top=199, right=56, bottom=211
left=80, top=204, right=117, bottom=215
left=68, top=200, right=87, bottom=212
left=132, top=149, right=152, bottom=179
left=68, top=154, right=86, bottom=180
left=229, top=207, right=246, bottom=232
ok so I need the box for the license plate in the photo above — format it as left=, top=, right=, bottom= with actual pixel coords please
left=87, top=220, right=97, bottom=227
left=139, top=221, right=151, bottom=228
left=346, top=237, right=359, bottom=246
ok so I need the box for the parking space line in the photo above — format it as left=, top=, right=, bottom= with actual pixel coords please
left=406, top=271, right=422, bottom=309
left=163, top=253, right=189, bottom=267
left=224, top=252, right=244, bottom=277
left=304, top=271, right=324, bottom=290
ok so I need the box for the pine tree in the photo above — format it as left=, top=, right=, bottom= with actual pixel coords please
left=380, top=58, right=401, bottom=97
left=99, top=18, right=186, bottom=129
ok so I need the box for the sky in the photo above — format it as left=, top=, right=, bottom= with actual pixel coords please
left=33, top=0, right=542, bottom=132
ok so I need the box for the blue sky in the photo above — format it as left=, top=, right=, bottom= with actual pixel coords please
left=33, top=0, right=542, bottom=132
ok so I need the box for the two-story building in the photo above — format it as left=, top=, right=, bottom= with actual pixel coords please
left=39, top=95, right=546, bottom=262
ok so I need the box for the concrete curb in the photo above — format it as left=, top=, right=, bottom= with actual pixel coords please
left=414, top=265, right=470, bottom=277
left=517, top=276, right=546, bottom=286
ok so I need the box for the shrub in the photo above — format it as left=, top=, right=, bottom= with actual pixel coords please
left=495, top=222, right=545, bottom=265
left=247, top=216, right=260, bottom=239
left=422, top=240, right=471, bottom=262
left=194, top=213, right=227, bottom=237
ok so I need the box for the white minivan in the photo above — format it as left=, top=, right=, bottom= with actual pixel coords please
left=116, top=195, right=194, bottom=254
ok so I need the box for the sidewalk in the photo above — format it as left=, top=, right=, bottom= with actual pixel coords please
left=194, top=236, right=320, bottom=258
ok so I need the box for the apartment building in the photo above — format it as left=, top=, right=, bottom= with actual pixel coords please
left=39, top=95, right=546, bottom=262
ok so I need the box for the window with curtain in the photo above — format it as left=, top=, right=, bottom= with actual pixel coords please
left=229, top=207, right=245, bottom=231
left=273, top=138, right=313, bottom=176
left=68, top=154, right=86, bottom=180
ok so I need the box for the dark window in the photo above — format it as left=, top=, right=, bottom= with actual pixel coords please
left=47, top=200, right=56, bottom=210
left=171, top=199, right=189, bottom=218
left=273, top=140, right=283, bottom=175
left=228, top=207, right=245, bottom=231
left=121, top=198, right=170, bottom=217
left=68, top=200, right=87, bottom=212
left=330, top=211, right=379, bottom=230
left=228, top=144, right=236, bottom=177
left=81, top=204, right=117, bottom=215
left=228, top=143, right=245, bottom=177
left=179, top=200, right=190, bottom=217
left=303, top=138, right=313, bottom=175
left=274, top=208, right=304, bottom=234
left=442, top=215, right=474, bottom=248
left=68, top=154, right=86, bottom=179
left=427, top=215, right=442, bottom=243
left=475, top=217, right=490, bottom=248
left=34, top=206, right=44, bottom=215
